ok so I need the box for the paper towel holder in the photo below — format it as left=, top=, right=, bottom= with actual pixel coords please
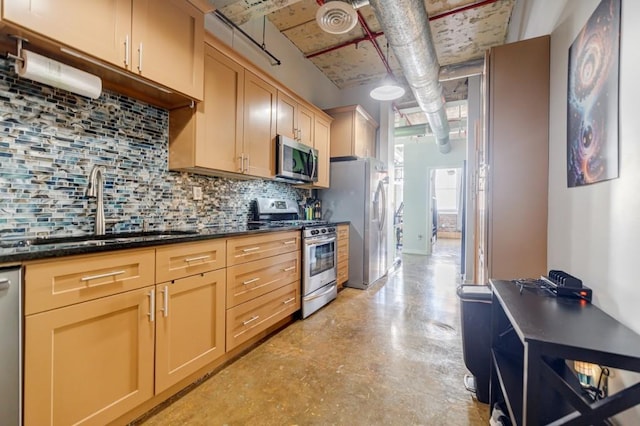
left=6, top=34, right=27, bottom=64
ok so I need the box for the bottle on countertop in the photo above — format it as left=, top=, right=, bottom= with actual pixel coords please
left=313, top=201, right=321, bottom=220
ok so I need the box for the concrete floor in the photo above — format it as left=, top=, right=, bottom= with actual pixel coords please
left=140, top=239, right=490, bottom=425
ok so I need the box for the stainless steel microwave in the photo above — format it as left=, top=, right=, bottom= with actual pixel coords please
left=276, top=135, right=318, bottom=183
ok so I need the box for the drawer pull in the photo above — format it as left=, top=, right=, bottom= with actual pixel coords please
left=283, top=297, right=296, bottom=305
left=242, top=315, right=259, bottom=326
left=242, top=247, right=260, bottom=253
left=242, top=277, right=260, bottom=285
left=282, top=266, right=296, bottom=272
left=81, top=270, right=125, bottom=282
left=184, top=255, right=210, bottom=263
left=283, top=240, right=296, bottom=245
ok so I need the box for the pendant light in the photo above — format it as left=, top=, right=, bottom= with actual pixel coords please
left=370, top=43, right=405, bottom=101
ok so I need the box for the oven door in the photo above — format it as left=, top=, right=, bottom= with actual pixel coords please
left=303, top=235, right=337, bottom=295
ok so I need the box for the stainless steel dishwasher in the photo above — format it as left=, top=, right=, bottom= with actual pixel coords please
left=0, top=266, right=22, bottom=425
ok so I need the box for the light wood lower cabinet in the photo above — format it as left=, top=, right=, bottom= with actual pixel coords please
left=24, top=286, right=155, bottom=426
left=226, top=250, right=299, bottom=308
left=154, top=268, right=226, bottom=393
left=225, top=231, right=301, bottom=350
left=336, top=224, right=349, bottom=288
left=155, top=239, right=226, bottom=283
left=226, top=281, right=299, bottom=350
left=23, top=230, right=299, bottom=425
left=24, top=248, right=155, bottom=315
left=227, top=230, right=300, bottom=266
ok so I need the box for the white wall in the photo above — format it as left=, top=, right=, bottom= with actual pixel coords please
left=402, top=137, right=466, bottom=255
left=548, top=1, right=640, bottom=422
left=205, top=14, right=342, bottom=109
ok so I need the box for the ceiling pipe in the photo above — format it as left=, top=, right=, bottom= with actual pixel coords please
left=367, top=0, right=451, bottom=153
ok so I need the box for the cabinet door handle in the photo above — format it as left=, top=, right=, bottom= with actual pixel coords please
left=161, top=285, right=169, bottom=318
left=81, top=270, right=125, bottom=282
left=239, top=155, right=245, bottom=172
left=283, top=240, right=296, bottom=245
left=242, top=277, right=260, bottom=285
left=184, top=255, right=210, bottom=263
left=137, top=42, right=143, bottom=73
left=283, top=297, right=295, bottom=305
left=282, top=266, right=295, bottom=272
left=242, top=247, right=260, bottom=253
left=148, top=289, right=155, bottom=322
left=124, top=35, right=130, bottom=68
left=242, top=315, right=259, bottom=326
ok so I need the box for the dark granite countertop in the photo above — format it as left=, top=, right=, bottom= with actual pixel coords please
left=0, top=225, right=302, bottom=264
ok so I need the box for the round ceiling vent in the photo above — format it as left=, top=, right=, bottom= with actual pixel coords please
left=316, top=2, right=358, bottom=35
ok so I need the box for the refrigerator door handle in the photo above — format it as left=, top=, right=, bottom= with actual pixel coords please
left=378, top=181, right=387, bottom=231
left=373, top=180, right=386, bottom=232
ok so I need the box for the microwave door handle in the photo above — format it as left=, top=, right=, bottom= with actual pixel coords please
left=310, top=149, right=317, bottom=181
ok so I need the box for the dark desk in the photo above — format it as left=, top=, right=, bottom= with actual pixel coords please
left=490, top=279, right=640, bottom=425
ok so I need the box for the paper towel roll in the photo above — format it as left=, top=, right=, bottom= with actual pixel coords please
left=15, top=50, right=102, bottom=99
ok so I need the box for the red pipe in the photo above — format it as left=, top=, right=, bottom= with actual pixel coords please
left=428, top=0, right=502, bottom=21
left=315, top=0, right=392, bottom=75
left=306, top=31, right=383, bottom=59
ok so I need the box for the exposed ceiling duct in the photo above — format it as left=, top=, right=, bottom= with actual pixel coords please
left=366, top=0, right=451, bottom=153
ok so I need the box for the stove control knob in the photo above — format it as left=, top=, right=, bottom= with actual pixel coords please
left=311, top=229, right=320, bottom=235
left=321, top=229, right=327, bottom=233
left=328, top=227, right=335, bottom=232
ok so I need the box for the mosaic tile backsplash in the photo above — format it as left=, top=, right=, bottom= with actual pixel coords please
left=0, top=58, right=309, bottom=239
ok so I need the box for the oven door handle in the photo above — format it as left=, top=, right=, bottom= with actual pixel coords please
left=303, top=283, right=337, bottom=301
left=305, top=236, right=336, bottom=246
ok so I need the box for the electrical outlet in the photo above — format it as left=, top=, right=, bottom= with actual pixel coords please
left=192, top=186, right=203, bottom=201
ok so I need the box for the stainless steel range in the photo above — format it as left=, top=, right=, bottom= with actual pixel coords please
left=301, top=224, right=337, bottom=318
left=252, top=198, right=337, bottom=318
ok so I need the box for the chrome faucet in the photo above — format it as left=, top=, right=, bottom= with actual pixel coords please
left=86, top=165, right=106, bottom=235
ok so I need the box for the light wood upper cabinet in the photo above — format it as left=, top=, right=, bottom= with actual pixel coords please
left=155, top=268, right=226, bottom=393
left=243, top=70, right=277, bottom=179
left=314, top=115, right=331, bottom=188
left=24, top=286, right=155, bottom=426
left=2, top=0, right=204, bottom=100
left=170, top=44, right=276, bottom=179
left=3, top=0, right=132, bottom=68
left=131, top=0, right=204, bottom=100
left=325, top=105, right=378, bottom=159
left=170, top=43, right=244, bottom=174
left=276, top=91, right=314, bottom=146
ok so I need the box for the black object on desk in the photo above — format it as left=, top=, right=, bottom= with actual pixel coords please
left=490, top=279, right=640, bottom=425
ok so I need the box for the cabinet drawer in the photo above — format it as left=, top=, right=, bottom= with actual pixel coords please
left=156, top=239, right=226, bottom=282
left=227, top=231, right=300, bottom=266
left=226, top=281, right=300, bottom=350
left=25, top=248, right=155, bottom=315
left=227, top=251, right=300, bottom=308
left=337, top=239, right=349, bottom=264
left=337, top=261, right=349, bottom=285
left=337, top=224, right=349, bottom=240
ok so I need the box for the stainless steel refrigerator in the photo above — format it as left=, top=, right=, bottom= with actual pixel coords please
left=320, top=158, right=388, bottom=289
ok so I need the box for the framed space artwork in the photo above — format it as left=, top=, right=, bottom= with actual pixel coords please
left=567, top=0, right=621, bottom=187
